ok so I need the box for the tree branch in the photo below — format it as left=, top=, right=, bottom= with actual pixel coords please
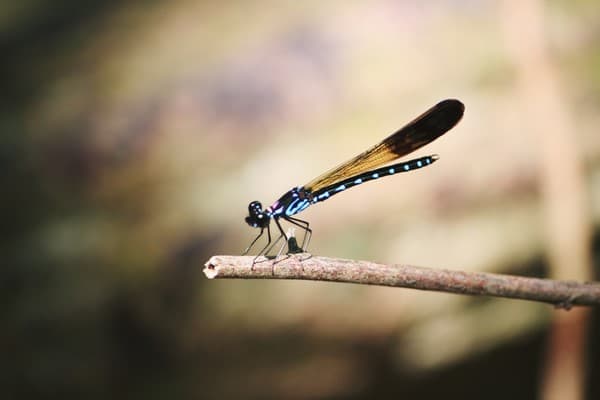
left=203, top=255, right=600, bottom=308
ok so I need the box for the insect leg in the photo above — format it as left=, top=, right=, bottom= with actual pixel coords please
left=243, top=228, right=265, bottom=255
left=283, top=216, right=312, bottom=252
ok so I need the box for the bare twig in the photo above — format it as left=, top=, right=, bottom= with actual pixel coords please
left=204, top=255, right=600, bottom=308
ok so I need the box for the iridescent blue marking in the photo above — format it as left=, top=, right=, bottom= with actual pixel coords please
left=417, top=160, right=422, bottom=167
left=285, top=198, right=310, bottom=216
left=318, top=192, right=330, bottom=200
left=388, top=168, right=395, bottom=174
left=403, top=164, right=410, bottom=171
left=354, top=178, right=362, bottom=184
left=372, top=172, right=379, bottom=179
left=335, top=184, right=346, bottom=192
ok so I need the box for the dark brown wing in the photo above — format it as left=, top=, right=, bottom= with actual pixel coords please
left=303, top=99, right=464, bottom=192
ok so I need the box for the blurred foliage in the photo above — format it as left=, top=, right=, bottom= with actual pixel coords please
left=1, top=1, right=600, bottom=399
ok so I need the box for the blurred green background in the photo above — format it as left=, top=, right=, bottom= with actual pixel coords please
left=2, top=1, right=600, bottom=399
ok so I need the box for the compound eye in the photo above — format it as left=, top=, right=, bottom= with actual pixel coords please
left=248, top=201, right=262, bottom=214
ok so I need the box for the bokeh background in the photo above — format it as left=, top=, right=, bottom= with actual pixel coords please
left=3, top=0, right=600, bottom=399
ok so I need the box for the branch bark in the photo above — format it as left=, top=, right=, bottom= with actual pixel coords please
left=204, top=255, right=600, bottom=308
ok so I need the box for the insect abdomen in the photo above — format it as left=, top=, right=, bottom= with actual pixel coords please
left=310, top=154, right=438, bottom=204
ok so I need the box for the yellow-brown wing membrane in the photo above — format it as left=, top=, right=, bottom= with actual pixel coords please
left=303, top=99, right=464, bottom=192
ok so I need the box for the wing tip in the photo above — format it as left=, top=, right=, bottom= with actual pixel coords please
left=429, top=99, right=465, bottom=134
left=437, top=98, right=465, bottom=120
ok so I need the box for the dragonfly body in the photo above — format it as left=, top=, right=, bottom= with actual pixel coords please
left=244, top=99, right=464, bottom=260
